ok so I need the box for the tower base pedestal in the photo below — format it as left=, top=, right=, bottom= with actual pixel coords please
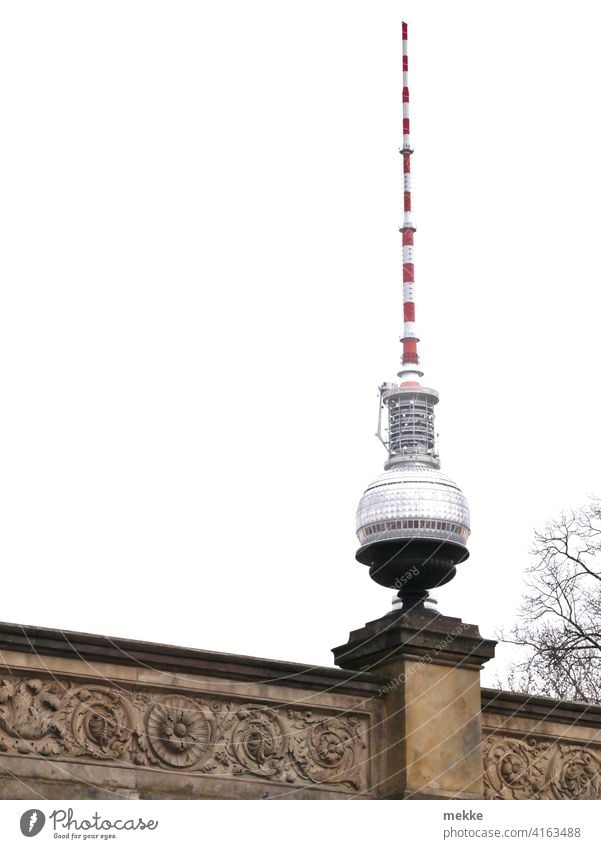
left=333, top=608, right=496, bottom=800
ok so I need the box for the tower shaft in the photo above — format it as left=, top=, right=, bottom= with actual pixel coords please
left=355, top=22, right=471, bottom=609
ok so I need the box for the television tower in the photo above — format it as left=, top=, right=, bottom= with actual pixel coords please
left=355, top=22, right=470, bottom=610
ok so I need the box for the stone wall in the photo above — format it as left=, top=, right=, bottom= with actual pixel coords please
left=482, top=688, right=601, bottom=800
left=3, top=620, right=601, bottom=800
left=0, top=623, right=384, bottom=800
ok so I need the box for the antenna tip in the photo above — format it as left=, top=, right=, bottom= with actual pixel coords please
left=402, top=22, right=408, bottom=40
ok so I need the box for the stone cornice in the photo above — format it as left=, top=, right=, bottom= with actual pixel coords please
left=0, top=621, right=385, bottom=699
left=482, top=687, right=601, bottom=728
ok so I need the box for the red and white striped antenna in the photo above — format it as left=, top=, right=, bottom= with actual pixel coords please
left=375, top=21, right=440, bottom=467
left=399, top=21, right=423, bottom=387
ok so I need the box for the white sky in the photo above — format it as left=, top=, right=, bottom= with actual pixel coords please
left=1, top=1, right=600, bottom=686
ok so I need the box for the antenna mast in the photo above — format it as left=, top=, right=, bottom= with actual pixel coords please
left=399, top=21, right=422, bottom=386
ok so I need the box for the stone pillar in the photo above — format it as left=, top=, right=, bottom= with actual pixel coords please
left=333, top=608, right=496, bottom=800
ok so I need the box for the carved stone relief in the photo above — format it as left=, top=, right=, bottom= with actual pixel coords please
left=146, top=695, right=213, bottom=769
left=483, top=732, right=601, bottom=800
left=0, top=676, right=368, bottom=792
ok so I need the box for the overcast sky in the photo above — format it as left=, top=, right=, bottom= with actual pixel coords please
left=1, top=1, right=599, bottom=685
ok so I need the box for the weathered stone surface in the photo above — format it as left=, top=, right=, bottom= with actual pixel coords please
left=0, top=671, right=372, bottom=794
left=333, top=608, right=496, bottom=799
left=0, top=622, right=380, bottom=698
left=482, top=689, right=601, bottom=800
left=2, top=620, right=601, bottom=800
left=0, top=622, right=383, bottom=799
left=0, top=755, right=138, bottom=799
left=482, top=735, right=601, bottom=800
left=333, top=608, right=496, bottom=672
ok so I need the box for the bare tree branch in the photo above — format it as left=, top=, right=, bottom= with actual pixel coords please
left=498, top=498, right=601, bottom=703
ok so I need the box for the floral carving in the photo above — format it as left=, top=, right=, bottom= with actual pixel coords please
left=483, top=733, right=601, bottom=800
left=287, top=712, right=365, bottom=789
left=71, top=687, right=133, bottom=759
left=310, top=719, right=355, bottom=768
left=228, top=707, right=286, bottom=778
left=550, top=748, right=601, bottom=800
left=0, top=673, right=368, bottom=792
left=146, top=696, right=213, bottom=768
left=0, top=678, right=68, bottom=755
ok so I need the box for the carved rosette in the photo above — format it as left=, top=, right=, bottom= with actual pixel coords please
left=71, top=687, right=133, bottom=759
left=146, top=695, right=212, bottom=768
left=229, top=707, right=286, bottom=778
left=483, top=733, right=601, bottom=800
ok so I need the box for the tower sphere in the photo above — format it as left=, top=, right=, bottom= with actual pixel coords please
left=356, top=464, right=470, bottom=552
left=355, top=462, right=470, bottom=595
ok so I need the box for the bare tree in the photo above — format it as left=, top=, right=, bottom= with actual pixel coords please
left=501, top=498, right=601, bottom=704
